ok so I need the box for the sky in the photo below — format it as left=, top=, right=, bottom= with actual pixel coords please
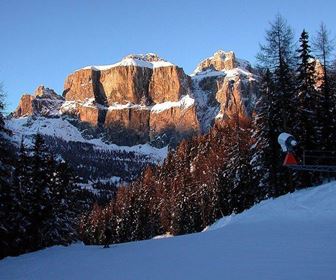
left=1, top=0, right=335, bottom=113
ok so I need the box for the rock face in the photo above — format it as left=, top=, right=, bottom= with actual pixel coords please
left=149, top=67, right=191, bottom=103
left=78, top=105, right=101, bottom=127
left=150, top=104, right=199, bottom=146
left=13, top=95, right=35, bottom=117
left=13, top=85, right=64, bottom=118
left=100, top=66, right=152, bottom=104
left=64, top=69, right=100, bottom=102
left=104, top=108, right=150, bottom=145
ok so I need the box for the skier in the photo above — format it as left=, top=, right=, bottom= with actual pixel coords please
left=103, top=225, right=112, bottom=248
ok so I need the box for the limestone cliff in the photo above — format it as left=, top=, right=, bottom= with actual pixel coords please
left=149, top=66, right=191, bottom=103
left=60, top=53, right=197, bottom=146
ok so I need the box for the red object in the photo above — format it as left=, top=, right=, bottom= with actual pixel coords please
left=283, top=152, right=298, bottom=165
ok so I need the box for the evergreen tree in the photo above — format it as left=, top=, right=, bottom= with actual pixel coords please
left=293, top=30, right=319, bottom=187
left=44, top=160, right=80, bottom=245
left=257, top=14, right=296, bottom=131
left=257, top=15, right=297, bottom=195
left=9, top=140, right=33, bottom=254
left=313, top=22, right=336, bottom=151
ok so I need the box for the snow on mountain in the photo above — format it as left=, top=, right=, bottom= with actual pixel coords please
left=6, top=116, right=168, bottom=162
left=1, top=182, right=335, bottom=279
left=80, top=53, right=174, bottom=72
left=151, top=94, right=195, bottom=113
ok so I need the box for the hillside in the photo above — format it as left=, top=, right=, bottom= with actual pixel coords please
left=1, top=182, right=335, bottom=280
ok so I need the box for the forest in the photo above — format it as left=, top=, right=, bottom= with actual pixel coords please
left=1, top=15, right=336, bottom=258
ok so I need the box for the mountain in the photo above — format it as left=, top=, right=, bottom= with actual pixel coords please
left=8, top=51, right=258, bottom=186
left=191, top=50, right=257, bottom=132
left=1, top=181, right=335, bottom=279
left=12, top=51, right=257, bottom=143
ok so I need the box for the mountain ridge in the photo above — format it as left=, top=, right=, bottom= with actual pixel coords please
left=11, top=50, right=258, bottom=147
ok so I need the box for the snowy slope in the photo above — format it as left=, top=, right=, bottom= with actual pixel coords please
left=6, top=116, right=168, bottom=162
left=1, top=182, right=336, bottom=280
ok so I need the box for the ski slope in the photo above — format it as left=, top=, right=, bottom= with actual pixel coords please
left=1, top=182, right=336, bottom=280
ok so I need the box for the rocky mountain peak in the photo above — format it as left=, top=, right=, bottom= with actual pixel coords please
left=193, top=50, right=236, bottom=73
left=193, top=50, right=253, bottom=75
left=124, top=53, right=166, bottom=63
left=13, top=85, right=63, bottom=118
left=34, top=85, right=62, bottom=99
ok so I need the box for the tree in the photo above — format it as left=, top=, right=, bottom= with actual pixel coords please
left=313, top=22, right=336, bottom=151
left=257, top=14, right=295, bottom=71
left=256, top=15, right=298, bottom=195
left=257, top=14, right=296, bottom=131
left=8, top=140, right=33, bottom=254
left=293, top=30, right=319, bottom=187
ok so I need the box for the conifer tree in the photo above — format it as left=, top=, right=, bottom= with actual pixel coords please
left=257, top=14, right=296, bottom=131
left=257, top=14, right=297, bottom=195
left=313, top=23, right=336, bottom=151
left=9, top=140, right=33, bottom=253
left=293, top=30, right=319, bottom=187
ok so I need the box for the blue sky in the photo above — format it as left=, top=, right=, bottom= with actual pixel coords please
left=1, top=0, right=335, bottom=112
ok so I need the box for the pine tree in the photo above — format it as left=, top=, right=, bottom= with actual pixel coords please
left=257, top=14, right=297, bottom=195
left=292, top=30, right=320, bottom=187
left=257, top=14, right=296, bottom=131
left=44, top=160, right=80, bottom=245
left=313, top=22, right=336, bottom=151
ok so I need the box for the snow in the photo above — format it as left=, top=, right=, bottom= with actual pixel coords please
left=152, top=233, right=174, bottom=239
left=190, top=68, right=225, bottom=79
left=107, top=102, right=148, bottom=111
left=151, top=60, right=174, bottom=68
left=1, top=182, right=336, bottom=279
left=106, top=95, right=195, bottom=113
left=82, top=58, right=153, bottom=70
left=191, top=66, right=253, bottom=81
left=5, top=117, right=168, bottom=162
left=208, top=181, right=336, bottom=230
left=79, top=55, right=174, bottom=72
left=151, top=95, right=195, bottom=113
